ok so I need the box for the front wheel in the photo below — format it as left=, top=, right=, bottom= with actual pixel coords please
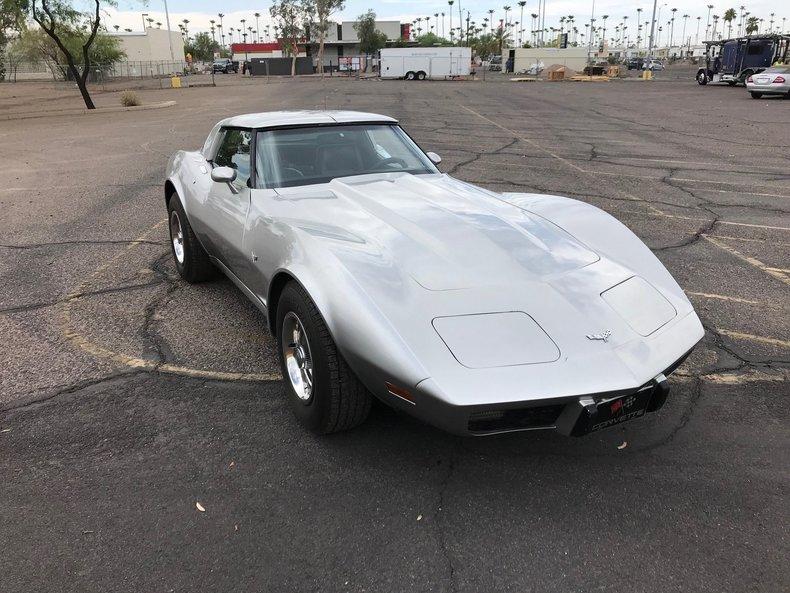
left=276, top=282, right=371, bottom=434
left=750, top=92, right=763, bottom=99
left=405, top=71, right=416, bottom=80
left=696, top=70, right=708, bottom=85
left=167, top=194, right=216, bottom=282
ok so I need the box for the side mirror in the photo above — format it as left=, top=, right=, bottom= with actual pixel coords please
left=211, top=166, right=237, bottom=183
left=426, top=151, right=442, bottom=165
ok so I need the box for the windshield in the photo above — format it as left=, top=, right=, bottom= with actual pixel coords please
left=254, top=124, right=438, bottom=189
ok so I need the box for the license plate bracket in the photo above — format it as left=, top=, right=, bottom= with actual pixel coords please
left=571, top=387, right=656, bottom=436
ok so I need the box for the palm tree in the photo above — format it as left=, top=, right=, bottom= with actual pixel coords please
left=681, top=14, right=689, bottom=51
left=210, top=19, right=216, bottom=42
left=441, top=12, right=446, bottom=37
left=518, top=0, right=526, bottom=46
left=113, top=24, right=119, bottom=32
left=723, top=8, right=737, bottom=38
left=705, top=5, right=713, bottom=40
left=669, top=7, right=677, bottom=47
left=504, top=5, right=511, bottom=32
left=254, top=12, right=261, bottom=42
left=218, top=13, right=225, bottom=47
left=156, top=22, right=162, bottom=29
left=182, top=19, right=189, bottom=39
left=738, top=5, right=746, bottom=35
left=601, top=15, right=608, bottom=47
left=769, top=12, right=775, bottom=33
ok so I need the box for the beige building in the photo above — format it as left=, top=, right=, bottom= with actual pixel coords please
left=506, top=47, right=589, bottom=73
left=109, top=27, right=186, bottom=65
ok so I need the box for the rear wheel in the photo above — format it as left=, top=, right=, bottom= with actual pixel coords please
left=167, top=194, right=216, bottom=283
left=750, top=92, right=763, bottom=99
left=276, top=281, right=371, bottom=434
left=696, top=70, right=708, bottom=85
left=417, top=71, right=427, bottom=80
left=405, top=71, right=416, bottom=80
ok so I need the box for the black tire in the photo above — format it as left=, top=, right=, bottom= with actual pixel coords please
left=167, top=194, right=216, bottom=282
left=696, top=70, right=708, bottom=85
left=417, top=71, right=427, bottom=80
left=750, top=92, right=762, bottom=99
left=276, top=281, right=371, bottom=434
left=405, top=71, right=416, bottom=81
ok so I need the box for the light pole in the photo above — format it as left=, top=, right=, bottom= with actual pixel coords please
left=647, top=0, right=658, bottom=59
left=587, top=0, right=596, bottom=62
left=162, top=1, right=174, bottom=61
left=705, top=4, right=713, bottom=41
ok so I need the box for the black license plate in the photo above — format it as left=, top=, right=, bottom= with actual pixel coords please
left=576, top=388, right=654, bottom=435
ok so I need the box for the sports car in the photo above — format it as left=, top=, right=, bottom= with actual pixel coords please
left=164, top=111, right=704, bottom=436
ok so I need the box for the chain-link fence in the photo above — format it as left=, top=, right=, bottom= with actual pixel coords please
left=2, top=60, right=191, bottom=83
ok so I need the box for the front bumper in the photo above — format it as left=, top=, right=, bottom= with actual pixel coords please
left=401, top=349, right=691, bottom=437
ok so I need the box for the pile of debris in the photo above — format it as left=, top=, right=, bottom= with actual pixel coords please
left=545, top=64, right=577, bottom=81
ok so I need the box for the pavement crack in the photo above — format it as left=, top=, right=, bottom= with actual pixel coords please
left=0, top=370, right=144, bottom=415
left=434, top=443, right=459, bottom=592
left=0, top=280, right=166, bottom=315
left=0, top=239, right=164, bottom=250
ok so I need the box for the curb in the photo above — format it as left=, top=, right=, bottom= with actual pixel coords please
left=0, top=100, right=177, bottom=121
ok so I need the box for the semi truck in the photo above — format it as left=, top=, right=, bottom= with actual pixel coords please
left=696, top=34, right=789, bottom=86
left=379, top=47, right=472, bottom=80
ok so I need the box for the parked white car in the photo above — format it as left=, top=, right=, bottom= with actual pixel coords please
left=746, top=66, right=790, bottom=98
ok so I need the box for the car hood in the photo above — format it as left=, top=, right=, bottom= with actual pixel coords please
left=275, top=172, right=599, bottom=291
left=271, top=173, right=700, bottom=401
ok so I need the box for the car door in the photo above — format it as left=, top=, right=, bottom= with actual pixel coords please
left=204, top=127, right=253, bottom=275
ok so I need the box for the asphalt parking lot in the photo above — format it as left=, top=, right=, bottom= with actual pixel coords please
left=1, top=76, right=788, bottom=593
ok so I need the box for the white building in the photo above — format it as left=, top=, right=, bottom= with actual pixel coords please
left=108, top=27, right=185, bottom=65
left=307, top=20, right=410, bottom=68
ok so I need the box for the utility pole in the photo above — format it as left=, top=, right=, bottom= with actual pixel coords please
left=587, top=0, right=596, bottom=62
left=647, top=0, right=658, bottom=59
left=163, top=0, right=175, bottom=62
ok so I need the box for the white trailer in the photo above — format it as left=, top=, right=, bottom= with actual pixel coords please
left=379, top=47, right=472, bottom=80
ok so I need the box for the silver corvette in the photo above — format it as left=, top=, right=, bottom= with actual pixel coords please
left=165, top=111, right=704, bottom=436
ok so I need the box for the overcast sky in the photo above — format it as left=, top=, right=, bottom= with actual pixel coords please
left=103, top=0, right=788, bottom=41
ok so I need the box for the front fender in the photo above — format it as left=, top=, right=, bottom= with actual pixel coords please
left=267, top=240, right=430, bottom=400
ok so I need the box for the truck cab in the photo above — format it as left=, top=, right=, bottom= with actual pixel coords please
left=697, top=34, right=790, bottom=86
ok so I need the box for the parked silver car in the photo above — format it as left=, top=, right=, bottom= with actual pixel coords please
left=746, top=66, right=790, bottom=98
left=164, top=111, right=703, bottom=436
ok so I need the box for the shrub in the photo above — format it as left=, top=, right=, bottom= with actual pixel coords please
left=119, top=90, right=141, bottom=107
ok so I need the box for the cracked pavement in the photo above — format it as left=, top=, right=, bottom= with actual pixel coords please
left=1, top=76, right=788, bottom=592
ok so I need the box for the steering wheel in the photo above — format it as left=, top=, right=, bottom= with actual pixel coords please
left=282, top=167, right=304, bottom=178
left=373, top=157, right=407, bottom=170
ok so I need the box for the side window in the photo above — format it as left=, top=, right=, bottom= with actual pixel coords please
left=214, top=128, right=252, bottom=189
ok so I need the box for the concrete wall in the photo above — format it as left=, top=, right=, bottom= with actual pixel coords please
left=509, top=47, right=588, bottom=72
left=110, top=28, right=185, bottom=63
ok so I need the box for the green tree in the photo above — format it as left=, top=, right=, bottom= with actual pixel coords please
left=1, top=0, right=30, bottom=80
left=415, top=32, right=451, bottom=46
left=270, top=0, right=307, bottom=76
left=17, top=25, right=124, bottom=81
left=28, top=0, right=114, bottom=108
left=304, top=0, right=344, bottom=76
left=723, top=8, right=737, bottom=38
left=184, top=31, right=219, bottom=61
left=354, top=10, right=388, bottom=55
left=745, top=15, right=759, bottom=34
